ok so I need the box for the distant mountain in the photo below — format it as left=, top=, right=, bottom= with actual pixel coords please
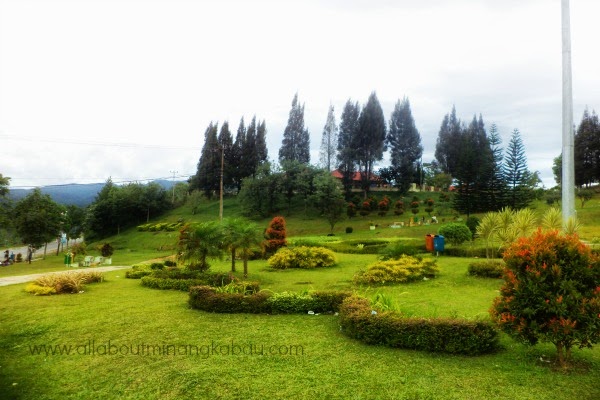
left=9, top=180, right=183, bottom=207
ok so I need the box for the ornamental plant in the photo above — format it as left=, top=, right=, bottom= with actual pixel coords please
left=438, top=223, right=471, bottom=245
left=394, top=200, right=404, bottom=216
left=353, top=255, right=438, bottom=285
left=263, top=216, right=287, bottom=256
left=268, top=246, right=337, bottom=269
left=490, top=229, right=600, bottom=368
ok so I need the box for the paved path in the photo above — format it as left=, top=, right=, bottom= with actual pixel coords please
left=0, top=266, right=132, bottom=287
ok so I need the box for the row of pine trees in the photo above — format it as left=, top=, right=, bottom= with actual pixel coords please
left=190, top=92, right=598, bottom=215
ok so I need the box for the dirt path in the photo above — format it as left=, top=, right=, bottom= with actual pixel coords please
left=0, top=266, right=132, bottom=287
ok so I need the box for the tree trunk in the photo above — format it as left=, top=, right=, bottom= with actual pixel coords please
left=231, top=248, right=236, bottom=272
left=243, top=258, right=248, bottom=279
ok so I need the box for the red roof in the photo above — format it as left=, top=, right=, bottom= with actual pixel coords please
left=331, top=170, right=380, bottom=182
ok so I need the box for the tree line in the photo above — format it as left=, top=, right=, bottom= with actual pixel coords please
left=0, top=175, right=173, bottom=248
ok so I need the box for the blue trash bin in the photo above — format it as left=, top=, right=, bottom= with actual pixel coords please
left=433, top=235, right=445, bottom=253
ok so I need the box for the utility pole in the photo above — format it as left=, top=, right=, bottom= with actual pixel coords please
left=219, top=146, right=224, bottom=221
left=561, top=0, right=575, bottom=225
left=169, top=170, right=178, bottom=203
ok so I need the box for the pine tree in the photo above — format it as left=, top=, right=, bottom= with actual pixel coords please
left=230, top=118, right=246, bottom=191
left=279, top=93, right=310, bottom=164
left=453, top=115, right=492, bottom=215
left=435, top=106, right=462, bottom=177
left=503, top=129, right=533, bottom=209
left=337, top=99, right=360, bottom=198
left=485, top=123, right=507, bottom=210
left=574, top=109, right=600, bottom=187
left=244, top=116, right=258, bottom=176
left=319, top=104, right=338, bottom=171
left=354, top=92, right=386, bottom=198
left=256, top=119, right=269, bottom=165
left=190, top=122, right=220, bottom=199
left=218, top=121, right=234, bottom=189
left=386, top=97, right=423, bottom=193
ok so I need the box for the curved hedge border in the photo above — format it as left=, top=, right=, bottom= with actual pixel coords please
left=139, top=269, right=238, bottom=291
left=339, top=296, right=500, bottom=355
left=188, top=288, right=499, bottom=355
left=189, top=286, right=352, bottom=314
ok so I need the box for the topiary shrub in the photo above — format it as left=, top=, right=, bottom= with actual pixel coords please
left=338, top=295, right=500, bottom=355
left=263, top=216, right=287, bottom=256
left=353, top=255, right=438, bottom=285
left=490, top=229, right=600, bottom=368
left=438, top=223, right=472, bottom=245
left=345, top=226, right=353, bottom=234
left=268, top=246, right=337, bottom=269
left=468, top=260, right=504, bottom=278
left=100, top=243, right=114, bottom=258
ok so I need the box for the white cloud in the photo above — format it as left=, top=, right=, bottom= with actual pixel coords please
left=1, top=0, right=598, bottom=189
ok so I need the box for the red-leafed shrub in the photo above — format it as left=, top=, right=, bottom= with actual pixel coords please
left=490, top=229, right=600, bottom=367
left=263, top=216, right=287, bottom=256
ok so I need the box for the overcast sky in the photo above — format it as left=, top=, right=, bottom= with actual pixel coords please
left=1, top=0, right=599, bottom=189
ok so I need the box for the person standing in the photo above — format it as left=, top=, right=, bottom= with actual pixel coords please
left=27, top=246, right=33, bottom=264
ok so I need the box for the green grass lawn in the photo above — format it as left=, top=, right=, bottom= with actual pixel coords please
left=1, top=255, right=599, bottom=400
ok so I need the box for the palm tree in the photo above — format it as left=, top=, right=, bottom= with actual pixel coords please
left=222, top=217, right=249, bottom=273
left=177, top=222, right=224, bottom=271
left=231, top=222, right=262, bottom=278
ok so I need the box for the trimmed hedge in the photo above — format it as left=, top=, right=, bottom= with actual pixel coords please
left=468, top=260, right=505, bottom=278
left=324, top=239, right=389, bottom=255
left=339, top=296, right=500, bottom=355
left=140, top=270, right=238, bottom=291
left=188, top=287, right=352, bottom=314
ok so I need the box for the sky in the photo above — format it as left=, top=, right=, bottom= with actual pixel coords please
left=1, top=0, right=599, bottom=189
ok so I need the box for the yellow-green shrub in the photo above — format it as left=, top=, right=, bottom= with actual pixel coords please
left=25, top=271, right=104, bottom=295
left=24, top=283, right=57, bottom=296
left=353, top=255, right=438, bottom=285
left=268, top=246, right=337, bottom=269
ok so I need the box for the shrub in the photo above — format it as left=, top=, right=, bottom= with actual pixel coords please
left=150, top=262, right=164, bottom=270
left=26, top=271, right=104, bottom=295
left=339, top=295, right=500, bottom=355
left=100, top=243, right=114, bottom=257
left=24, top=283, right=57, bottom=296
left=263, top=216, right=287, bottom=256
left=324, top=239, right=389, bottom=254
left=268, top=246, right=337, bottom=269
left=188, top=286, right=272, bottom=314
left=438, top=223, right=472, bottom=245
left=141, top=276, right=208, bottom=291
left=491, top=229, right=600, bottom=367
left=125, top=265, right=153, bottom=279
left=164, top=260, right=177, bottom=267
left=188, top=287, right=351, bottom=314
left=380, top=240, right=421, bottom=259
left=266, top=292, right=316, bottom=313
left=468, top=260, right=504, bottom=278
left=354, top=255, right=438, bottom=285
left=139, top=269, right=238, bottom=291
left=345, top=226, right=353, bottom=234
left=465, top=216, right=480, bottom=239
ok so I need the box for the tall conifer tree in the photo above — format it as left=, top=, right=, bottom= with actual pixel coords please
left=386, top=97, right=423, bottom=193
left=337, top=99, right=360, bottom=198
left=279, top=93, right=310, bottom=164
left=319, top=104, right=338, bottom=171
left=190, top=122, right=220, bottom=198
left=503, top=129, right=533, bottom=209
left=354, top=92, right=386, bottom=197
